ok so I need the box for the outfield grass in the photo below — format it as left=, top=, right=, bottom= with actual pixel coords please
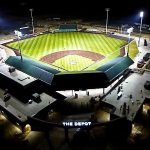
left=128, top=40, right=139, bottom=60
left=7, top=32, right=129, bottom=71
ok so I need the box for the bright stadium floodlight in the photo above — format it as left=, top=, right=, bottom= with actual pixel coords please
left=140, top=11, right=144, bottom=18
left=20, top=26, right=29, bottom=30
left=105, top=8, right=110, bottom=34
left=29, top=8, right=35, bottom=35
left=138, top=11, right=144, bottom=47
left=14, top=30, right=22, bottom=37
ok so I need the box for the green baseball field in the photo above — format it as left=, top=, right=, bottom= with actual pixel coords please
left=6, top=32, right=138, bottom=71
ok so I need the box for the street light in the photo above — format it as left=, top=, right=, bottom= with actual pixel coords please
left=105, top=8, right=110, bottom=34
left=138, top=11, right=144, bottom=47
left=29, top=8, right=35, bottom=35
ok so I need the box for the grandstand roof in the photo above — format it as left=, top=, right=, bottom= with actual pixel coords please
left=97, top=56, right=134, bottom=81
left=5, top=56, right=134, bottom=90
left=5, top=56, right=57, bottom=85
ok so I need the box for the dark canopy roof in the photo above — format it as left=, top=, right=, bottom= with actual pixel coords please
left=5, top=56, right=134, bottom=90
left=52, top=71, right=109, bottom=90
left=5, top=56, right=56, bottom=85
left=97, top=56, right=134, bottom=81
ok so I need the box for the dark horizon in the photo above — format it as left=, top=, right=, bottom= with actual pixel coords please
left=0, top=0, right=150, bottom=25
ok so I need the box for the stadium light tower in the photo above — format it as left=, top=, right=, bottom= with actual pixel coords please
left=138, top=11, right=144, bottom=47
left=105, top=8, right=110, bottom=34
left=29, top=8, right=35, bottom=35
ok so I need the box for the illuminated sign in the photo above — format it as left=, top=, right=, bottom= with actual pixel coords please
left=62, top=121, right=91, bottom=127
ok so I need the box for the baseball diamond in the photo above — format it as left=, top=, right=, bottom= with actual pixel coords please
left=6, top=32, right=138, bottom=72
left=40, top=50, right=105, bottom=63
left=40, top=50, right=105, bottom=71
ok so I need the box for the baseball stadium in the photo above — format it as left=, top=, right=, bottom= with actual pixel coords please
left=1, top=21, right=150, bottom=150
left=4, top=24, right=138, bottom=90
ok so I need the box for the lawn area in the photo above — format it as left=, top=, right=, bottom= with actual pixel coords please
left=6, top=32, right=128, bottom=71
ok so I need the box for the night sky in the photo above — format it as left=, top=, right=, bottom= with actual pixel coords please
left=0, top=0, right=150, bottom=24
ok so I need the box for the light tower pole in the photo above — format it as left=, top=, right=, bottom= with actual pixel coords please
left=126, top=27, right=133, bottom=56
left=105, top=8, right=110, bottom=34
left=29, top=8, right=35, bottom=35
left=138, top=11, right=144, bottom=47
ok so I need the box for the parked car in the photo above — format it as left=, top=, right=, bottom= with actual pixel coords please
left=137, top=59, right=145, bottom=68
left=143, top=53, right=150, bottom=62
left=144, top=80, right=150, bottom=90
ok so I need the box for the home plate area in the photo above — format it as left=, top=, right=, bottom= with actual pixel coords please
left=40, top=50, right=105, bottom=71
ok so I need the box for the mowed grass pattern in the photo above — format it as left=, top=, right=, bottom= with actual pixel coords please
left=7, top=32, right=127, bottom=71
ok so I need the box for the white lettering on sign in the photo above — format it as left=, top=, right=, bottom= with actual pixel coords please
left=63, top=122, right=73, bottom=126
left=62, top=121, right=91, bottom=127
